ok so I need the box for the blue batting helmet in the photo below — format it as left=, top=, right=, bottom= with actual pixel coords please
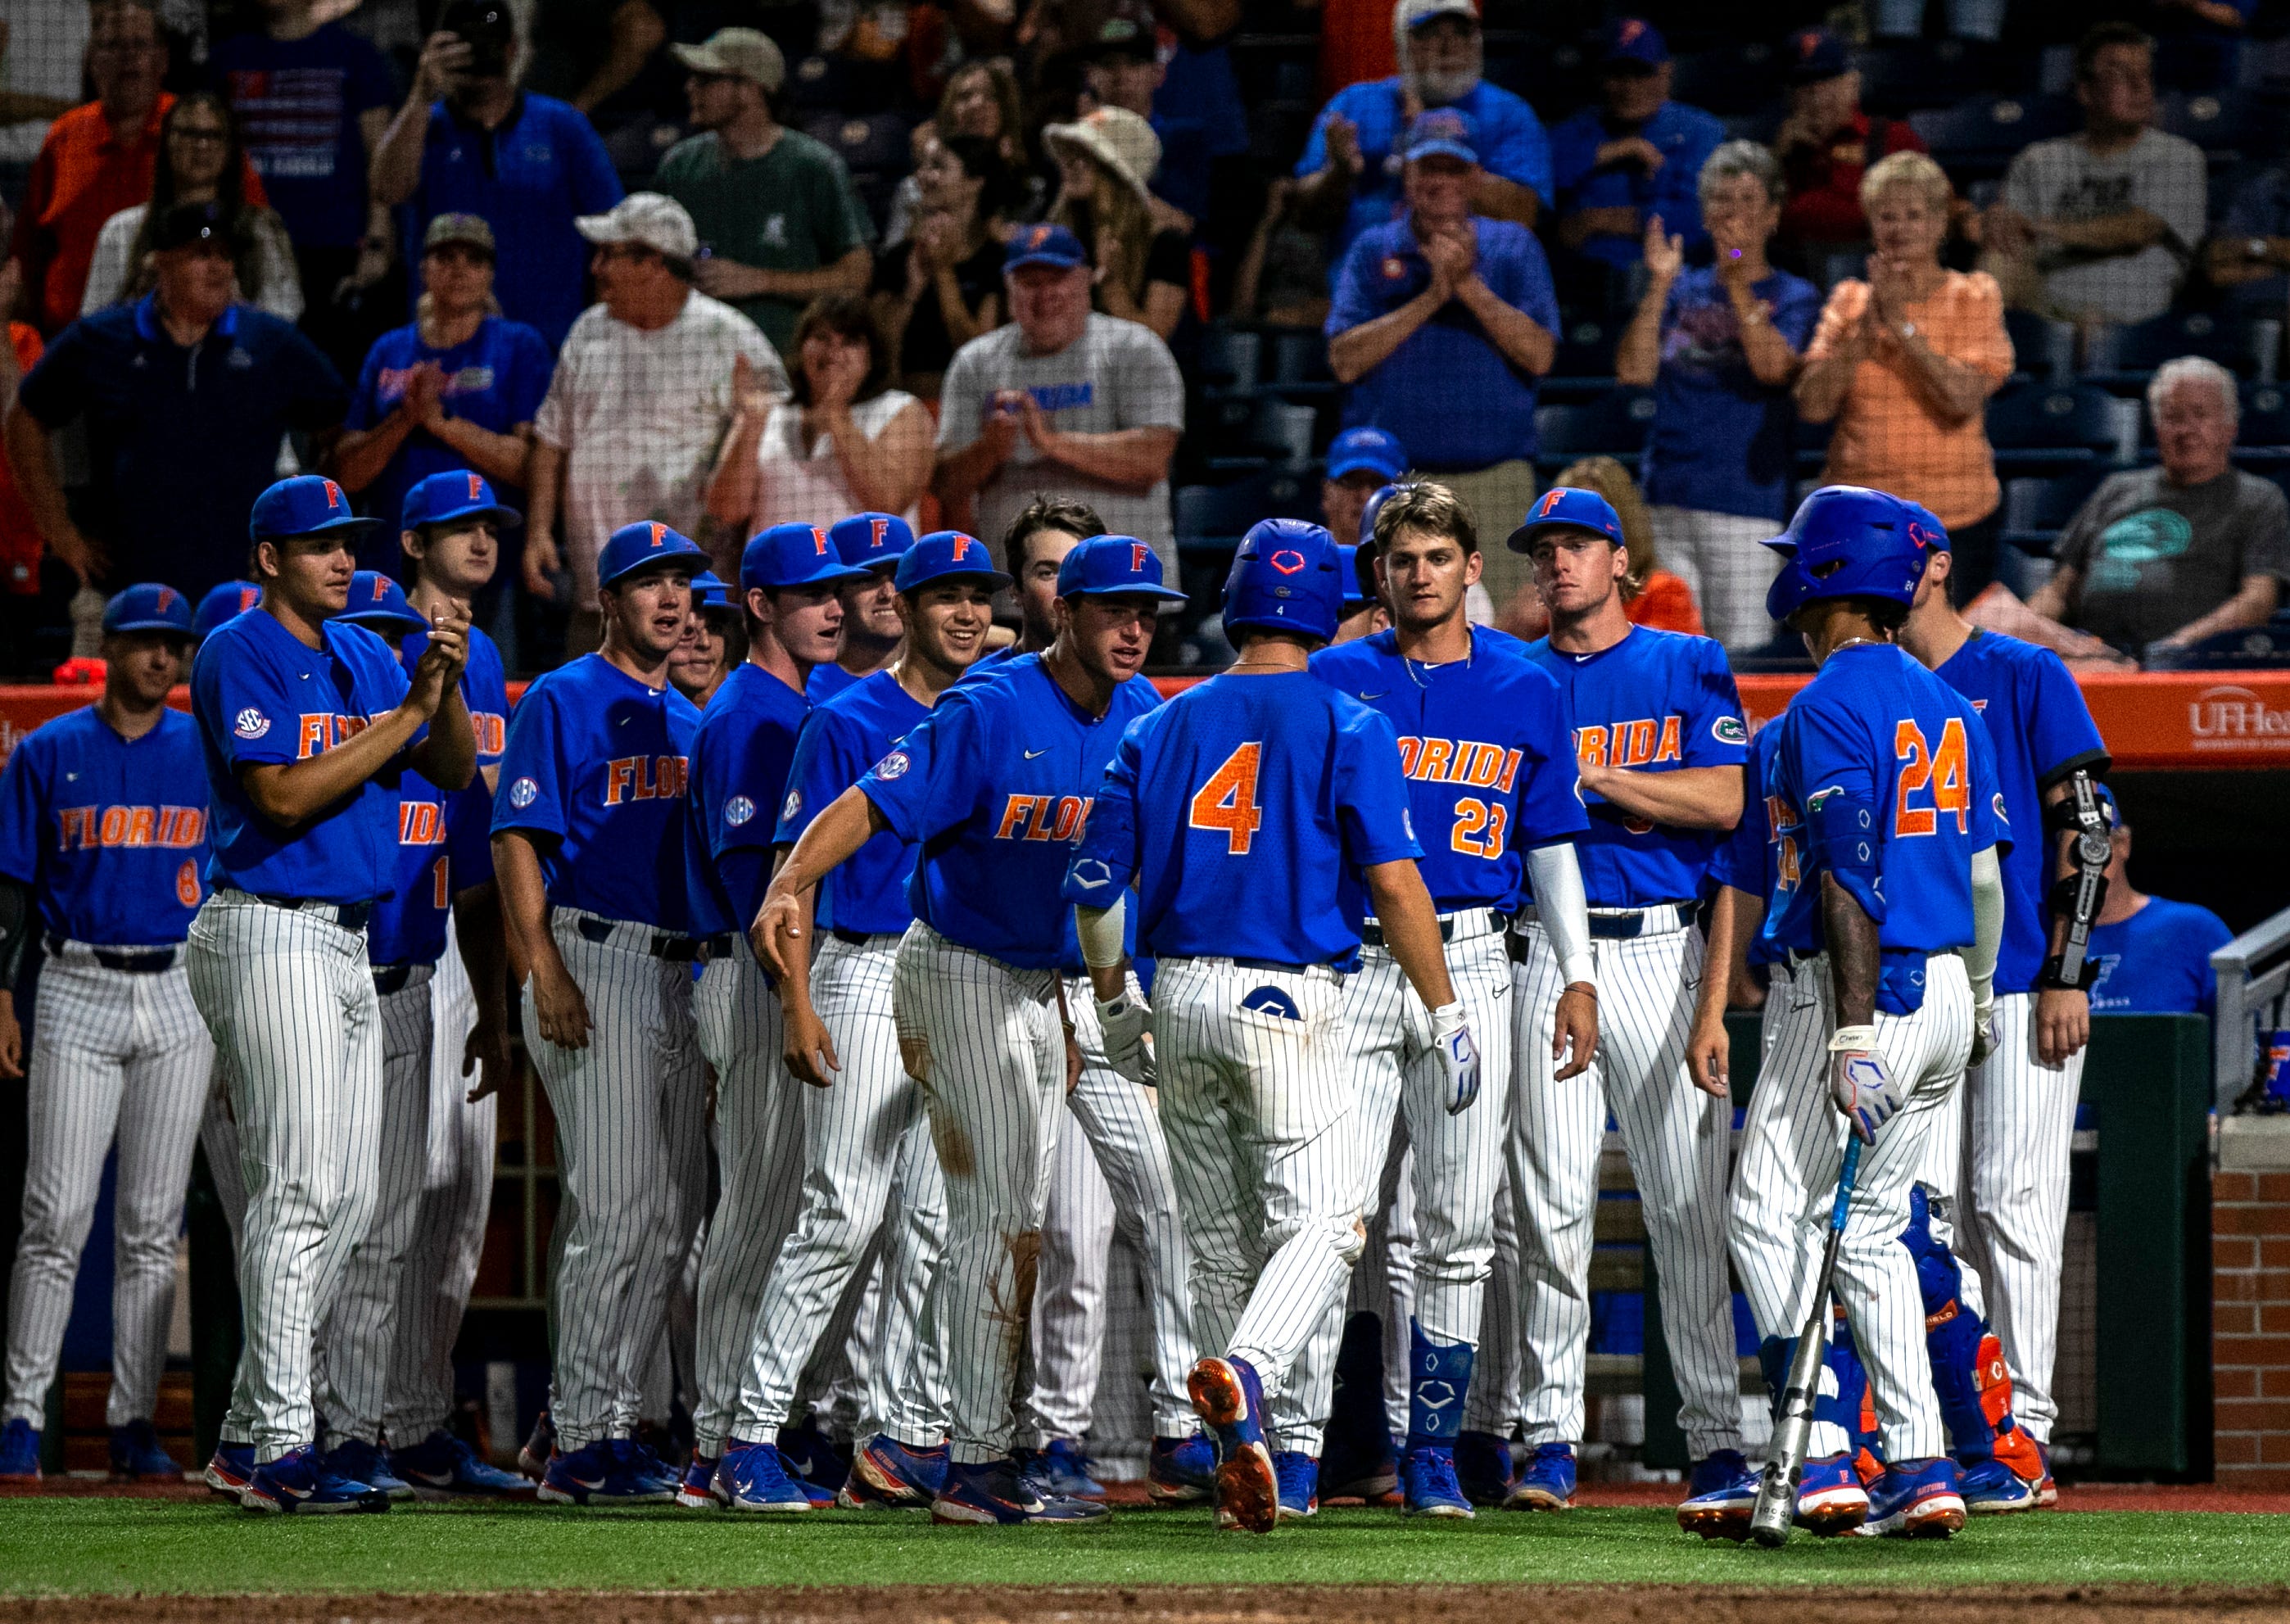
left=1222, top=518, right=1342, bottom=643
left=1357, top=482, right=1402, bottom=547
left=1762, top=486, right=1943, bottom=622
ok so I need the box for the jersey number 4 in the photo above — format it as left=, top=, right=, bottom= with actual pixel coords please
left=1189, top=743, right=1264, bottom=855
left=1894, top=717, right=1971, bottom=838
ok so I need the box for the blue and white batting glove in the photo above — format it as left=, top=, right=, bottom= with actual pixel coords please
left=1432, top=1002, right=1479, bottom=1115
left=1097, top=991, right=1156, bottom=1087
left=1827, top=1025, right=1900, bottom=1143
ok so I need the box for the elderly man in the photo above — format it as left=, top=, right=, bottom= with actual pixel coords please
left=1326, top=111, right=1557, bottom=622
left=1547, top=19, right=1723, bottom=287
left=1323, top=425, right=1408, bottom=547
left=523, top=192, right=787, bottom=655
left=933, top=224, right=1184, bottom=577
left=1296, top=0, right=1550, bottom=268
left=1982, top=23, right=2206, bottom=324
left=2026, top=356, right=2288, bottom=657
left=1772, top=25, right=1927, bottom=254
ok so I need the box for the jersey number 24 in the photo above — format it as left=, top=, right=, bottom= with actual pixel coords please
left=1894, top=717, right=1970, bottom=838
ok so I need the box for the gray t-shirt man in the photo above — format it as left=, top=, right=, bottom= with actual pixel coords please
left=937, top=313, right=1185, bottom=569
left=2053, top=465, right=2290, bottom=649
left=2001, top=128, right=2207, bottom=323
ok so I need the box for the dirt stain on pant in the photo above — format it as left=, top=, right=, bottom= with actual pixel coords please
left=984, top=1228, right=1043, bottom=1365
left=917, top=1077, right=975, bottom=1178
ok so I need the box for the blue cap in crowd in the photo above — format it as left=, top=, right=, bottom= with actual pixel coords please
left=102, top=583, right=194, bottom=638
left=1506, top=486, right=1625, bottom=553
left=1403, top=108, right=1478, bottom=166
left=194, top=580, right=262, bottom=638
left=1785, top=25, right=1850, bottom=84
left=690, top=570, right=735, bottom=608
left=401, top=469, right=523, bottom=532
left=1326, top=426, right=1408, bottom=484
left=1005, top=221, right=1090, bottom=273
left=1057, top=536, right=1189, bottom=602
left=830, top=512, right=916, bottom=573
left=744, top=522, right=875, bottom=592
left=1602, top=16, right=1668, bottom=67
left=895, top=530, right=1012, bottom=593
left=338, top=571, right=426, bottom=631
left=598, top=521, right=708, bottom=588
left=1337, top=545, right=1374, bottom=614
left=250, top=474, right=376, bottom=542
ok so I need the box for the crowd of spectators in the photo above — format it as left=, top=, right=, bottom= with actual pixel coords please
left=0, top=0, right=2285, bottom=677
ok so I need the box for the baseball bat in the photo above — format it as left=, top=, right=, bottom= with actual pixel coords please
left=1748, top=1135, right=1864, bottom=1549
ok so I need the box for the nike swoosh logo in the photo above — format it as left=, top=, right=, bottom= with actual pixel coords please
left=569, top=1474, right=605, bottom=1490
left=1359, top=692, right=1386, bottom=701
left=1024, top=749, right=1048, bottom=759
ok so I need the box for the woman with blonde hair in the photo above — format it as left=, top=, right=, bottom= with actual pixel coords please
left=1497, top=455, right=1704, bottom=639
left=1795, top=149, right=2013, bottom=600
left=1043, top=106, right=1191, bottom=339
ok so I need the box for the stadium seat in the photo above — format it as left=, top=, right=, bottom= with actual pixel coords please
left=2003, top=307, right=2076, bottom=382
left=1985, top=382, right=2123, bottom=469
left=1999, top=466, right=2110, bottom=555
left=1174, top=468, right=1324, bottom=552
left=1534, top=389, right=1657, bottom=464
left=2239, top=382, right=2290, bottom=449
left=2082, top=310, right=2269, bottom=387
left=1665, top=41, right=1782, bottom=118
left=1856, top=40, right=1989, bottom=116
left=1266, top=328, right=1337, bottom=392
left=1548, top=316, right=1620, bottom=392
left=1197, top=326, right=1263, bottom=395
left=1908, top=93, right=2077, bottom=178
left=2157, top=87, right=2270, bottom=158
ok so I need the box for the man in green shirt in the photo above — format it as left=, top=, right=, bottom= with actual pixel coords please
left=656, top=28, right=874, bottom=356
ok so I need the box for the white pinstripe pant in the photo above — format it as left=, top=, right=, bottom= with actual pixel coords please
left=1021, top=971, right=1197, bottom=1445
left=1489, top=921, right=1741, bottom=1459
left=1153, top=957, right=1363, bottom=1409
left=1729, top=952, right=1973, bottom=1463
left=524, top=910, right=704, bottom=1451
left=4, top=952, right=212, bottom=1429
left=318, top=966, right=436, bottom=1442
left=186, top=892, right=385, bottom=1462
left=735, top=933, right=947, bottom=1446
left=1282, top=919, right=1513, bottom=1453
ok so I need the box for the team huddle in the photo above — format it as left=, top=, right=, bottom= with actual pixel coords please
left=0, top=455, right=2111, bottom=1540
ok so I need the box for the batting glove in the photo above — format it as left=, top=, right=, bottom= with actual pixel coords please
left=1097, top=990, right=1156, bottom=1087
left=1970, top=997, right=1997, bottom=1068
left=1827, top=1025, right=1900, bottom=1144
left=1431, top=1002, right=1480, bottom=1115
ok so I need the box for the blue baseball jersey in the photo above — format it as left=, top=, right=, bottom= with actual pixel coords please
left=1708, top=722, right=1784, bottom=966
left=400, top=622, right=510, bottom=774
left=491, top=654, right=700, bottom=931
left=958, top=645, right=1025, bottom=684
left=1760, top=644, right=2009, bottom=1012
left=1310, top=628, right=1587, bottom=914
left=0, top=707, right=211, bottom=948
left=1062, top=671, right=1421, bottom=966
left=2087, top=897, right=2233, bottom=1017
left=775, top=670, right=929, bottom=937
left=1521, top=627, right=1749, bottom=907
left=366, top=770, right=493, bottom=966
left=1933, top=630, right=2109, bottom=997
left=805, top=662, right=863, bottom=706
left=683, top=661, right=809, bottom=940
left=192, top=609, right=414, bottom=904
left=863, top=654, right=1159, bottom=971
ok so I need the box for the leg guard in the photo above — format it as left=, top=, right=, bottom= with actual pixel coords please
left=1406, top=1317, right=1474, bottom=1450
left=1900, top=1186, right=2041, bottom=1482
left=1758, top=1328, right=1870, bottom=1466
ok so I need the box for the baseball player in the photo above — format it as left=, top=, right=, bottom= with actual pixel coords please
left=1711, top=486, right=2007, bottom=1540
left=193, top=581, right=264, bottom=640
left=808, top=513, right=915, bottom=703
left=713, top=531, right=994, bottom=1515
left=758, top=533, right=1188, bottom=1524
left=1473, top=486, right=1752, bottom=1513
left=678, top=522, right=870, bottom=1507
left=0, top=585, right=212, bottom=1486
left=1297, top=482, right=1595, bottom=1520
left=1898, top=521, right=2108, bottom=1507
left=1063, top=518, right=1477, bottom=1536
left=187, top=473, right=476, bottom=1513
left=1332, top=544, right=1384, bottom=643
left=492, top=520, right=708, bottom=1505
left=671, top=572, right=740, bottom=708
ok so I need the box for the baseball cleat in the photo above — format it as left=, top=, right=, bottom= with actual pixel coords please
left=932, top=1457, right=1109, bottom=1525
left=1677, top=1450, right=1759, bottom=1540
left=1147, top=1432, right=1215, bottom=1504
left=0, top=1418, right=42, bottom=1483
left=517, top=1409, right=556, bottom=1482
left=1189, top=1355, right=1278, bottom=1534
left=677, top=1450, right=725, bottom=1509
left=1319, top=1427, right=1400, bottom=1504
left=838, top=1433, right=948, bottom=1507
left=776, top=1414, right=850, bottom=1493
left=1504, top=1442, right=1576, bottom=1511
left=108, top=1419, right=182, bottom=1482
left=241, top=1445, right=391, bottom=1513
left=1271, top=1451, right=1319, bottom=1522
left=389, top=1430, right=532, bottom=1496
left=1958, top=1455, right=2037, bottom=1514
left=321, top=1437, right=413, bottom=1500
left=1023, top=1437, right=1107, bottom=1502
left=626, top=1436, right=683, bottom=1497
left=536, top=1438, right=677, bottom=1505
left=1402, top=1445, right=1473, bottom=1518
left=716, top=1439, right=814, bottom=1512
left=202, top=1441, right=255, bottom=1497
left=1866, top=1457, right=1966, bottom=1537
left=1455, top=1429, right=1517, bottom=1507
left=2033, top=1439, right=2058, bottom=1508
left=1794, top=1450, right=1871, bottom=1535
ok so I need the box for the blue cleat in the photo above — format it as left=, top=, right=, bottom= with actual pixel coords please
left=776, top=1414, right=850, bottom=1493
left=1402, top=1445, right=1472, bottom=1518
left=1147, top=1432, right=1215, bottom=1504
left=716, top=1439, right=814, bottom=1512
left=1676, top=1450, right=1759, bottom=1540
left=1024, top=1437, right=1107, bottom=1501
left=389, top=1430, right=532, bottom=1496
left=241, top=1445, right=391, bottom=1513
left=1958, top=1455, right=2036, bottom=1514
left=677, top=1450, right=724, bottom=1509
left=0, top=1418, right=41, bottom=1482
left=203, top=1441, right=255, bottom=1497
left=1271, top=1451, right=1319, bottom=1522
left=932, top=1457, right=1110, bottom=1525
left=624, top=1436, right=681, bottom=1496
left=1188, top=1355, right=1277, bottom=1534
left=838, top=1433, right=948, bottom=1507
left=537, top=1438, right=676, bottom=1505
left=1455, top=1429, right=1516, bottom=1507
left=321, top=1437, right=413, bottom=1500
left=109, top=1419, right=181, bottom=1482
left=1794, top=1450, right=1871, bottom=1535
left=1867, top=1456, right=1966, bottom=1538
left=1504, top=1441, right=1576, bottom=1511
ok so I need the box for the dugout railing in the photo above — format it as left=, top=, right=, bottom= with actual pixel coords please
left=2214, top=906, right=2290, bottom=1116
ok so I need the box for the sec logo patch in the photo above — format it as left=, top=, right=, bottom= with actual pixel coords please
left=874, top=750, right=911, bottom=780
left=508, top=776, right=540, bottom=809
left=725, top=795, right=755, bottom=826
left=233, top=708, right=269, bottom=740
left=781, top=789, right=802, bottom=822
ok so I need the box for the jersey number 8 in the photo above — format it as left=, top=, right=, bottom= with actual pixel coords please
left=1893, top=717, right=1971, bottom=838
left=1190, top=743, right=1264, bottom=855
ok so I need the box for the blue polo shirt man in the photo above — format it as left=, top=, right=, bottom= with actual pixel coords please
left=1547, top=19, right=1724, bottom=275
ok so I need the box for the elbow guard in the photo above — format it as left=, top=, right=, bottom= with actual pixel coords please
left=1807, top=786, right=1885, bottom=924
left=2039, top=769, right=2112, bottom=990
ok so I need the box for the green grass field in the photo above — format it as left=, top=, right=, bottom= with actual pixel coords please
left=4, top=1501, right=2290, bottom=1597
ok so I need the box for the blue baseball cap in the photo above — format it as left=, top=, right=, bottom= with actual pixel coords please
left=249, top=474, right=376, bottom=542
left=1326, top=426, right=1408, bottom=484
left=895, top=530, right=1013, bottom=593
left=1056, top=535, right=1188, bottom=602
left=1337, top=545, right=1374, bottom=613
left=597, top=520, right=708, bottom=588
left=690, top=570, right=734, bottom=607
left=744, top=522, right=875, bottom=591
left=1506, top=486, right=1625, bottom=553
left=1785, top=25, right=1850, bottom=84
left=1005, top=221, right=1090, bottom=273
left=1602, top=16, right=1668, bottom=67
left=830, top=511, right=916, bottom=573
left=337, top=570, right=426, bottom=631
left=401, top=469, right=523, bottom=532
left=194, top=580, right=262, bottom=637
left=1403, top=107, right=1478, bottom=166
left=102, top=582, right=194, bottom=637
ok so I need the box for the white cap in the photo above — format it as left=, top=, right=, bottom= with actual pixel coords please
left=1394, top=0, right=1477, bottom=34
left=574, top=192, right=699, bottom=261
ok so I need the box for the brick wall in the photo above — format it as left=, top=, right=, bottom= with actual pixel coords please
left=2213, top=1167, right=2290, bottom=1486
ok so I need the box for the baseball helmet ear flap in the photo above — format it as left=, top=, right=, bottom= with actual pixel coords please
left=1761, top=485, right=1929, bottom=612
left=1223, top=517, right=1341, bottom=643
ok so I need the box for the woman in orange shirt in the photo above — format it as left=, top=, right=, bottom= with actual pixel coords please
left=1796, top=150, right=2013, bottom=602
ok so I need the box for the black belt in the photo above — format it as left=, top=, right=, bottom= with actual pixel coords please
left=1360, top=908, right=1505, bottom=949
left=372, top=962, right=419, bottom=994
left=574, top=916, right=701, bottom=961
left=831, top=927, right=889, bottom=947
left=698, top=932, right=736, bottom=961
left=242, top=891, right=373, bottom=932
left=44, top=934, right=177, bottom=974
